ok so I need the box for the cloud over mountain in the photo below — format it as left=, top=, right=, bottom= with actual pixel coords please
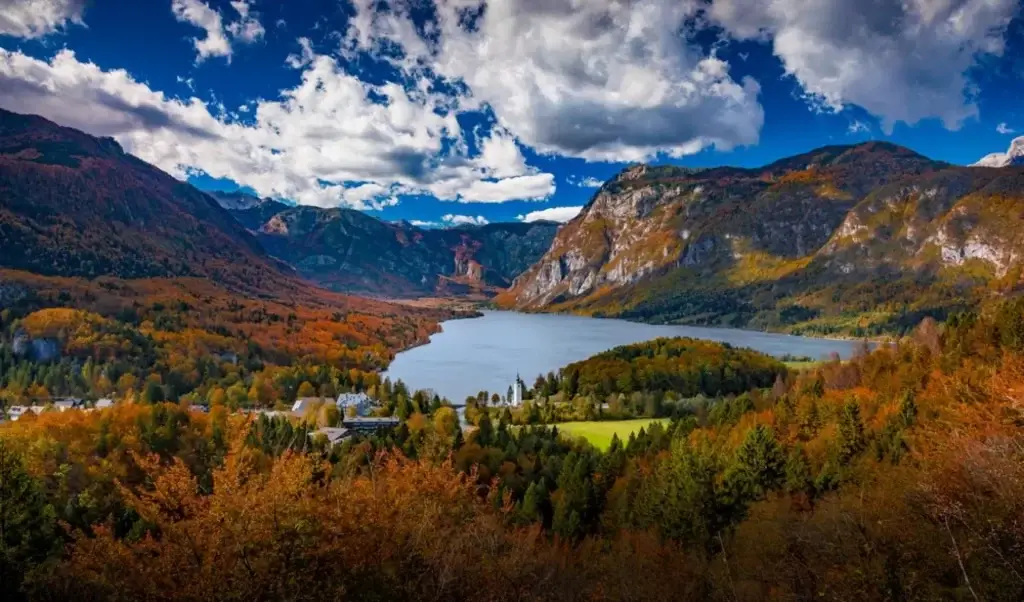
left=0, top=45, right=555, bottom=208
left=519, top=206, right=583, bottom=224
left=0, top=0, right=1019, bottom=219
left=709, top=0, right=1019, bottom=132
left=346, top=0, right=765, bottom=162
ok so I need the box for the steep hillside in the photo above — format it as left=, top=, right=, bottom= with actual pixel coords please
left=0, top=109, right=271, bottom=283
left=233, top=204, right=558, bottom=296
left=0, top=109, right=452, bottom=381
left=501, top=142, right=1024, bottom=336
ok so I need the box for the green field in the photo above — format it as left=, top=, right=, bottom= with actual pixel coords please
left=558, top=419, right=671, bottom=450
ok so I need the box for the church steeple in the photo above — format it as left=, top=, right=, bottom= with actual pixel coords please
left=512, top=373, right=523, bottom=406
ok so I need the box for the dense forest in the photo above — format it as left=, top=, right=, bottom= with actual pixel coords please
left=4, top=297, right=1024, bottom=600
left=0, top=268, right=454, bottom=409
left=463, top=337, right=788, bottom=424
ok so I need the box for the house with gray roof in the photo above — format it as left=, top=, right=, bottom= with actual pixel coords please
left=6, top=406, right=29, bottom=421
left=309, top=427, right=353, bottom=447
left=342, top=416, right=400, bottom=433
left=6, top=405, right=44, bottom=421
left=53, top=398, right=85, bottom=412
left=291, top=397, right=332, bottom=418
left=336, top=392, right=375, bottom=417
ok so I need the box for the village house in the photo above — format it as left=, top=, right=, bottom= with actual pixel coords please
left=291, top=397, right=332, bottom=418
left=240, top=408, right=290, bottom=419
left=342, top=416, right=400, bottom=433
left=308, top=426, right=353, bottom=447
left=53, top=398, right=86, bottom=412
left=4, top=406, right=29, bottom=421
left=6, top=405, right=45, bottom=421
left=336, top=392, right=375, bottom=417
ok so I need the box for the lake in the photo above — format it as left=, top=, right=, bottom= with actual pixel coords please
left=383, top=311, right=865, bottom=404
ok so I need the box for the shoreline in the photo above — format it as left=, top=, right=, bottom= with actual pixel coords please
left=478, top=306, right=892, bottom=344
left=383, top=310, right=874, bottom=403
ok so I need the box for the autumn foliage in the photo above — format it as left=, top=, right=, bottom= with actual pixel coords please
left=5, top=300, right=1024, bottom=600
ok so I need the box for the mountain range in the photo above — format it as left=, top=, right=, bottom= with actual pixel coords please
left=4, top=107, right=1024, bottom=338
left=499, top=142, right=1024, bottom=336
left=221, top=196, right=558, bottom=296
left=0, top=108, right=557, bottom=300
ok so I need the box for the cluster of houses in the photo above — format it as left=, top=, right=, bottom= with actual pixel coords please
left=291, top=392, right=399, bottom=447
left=235, top=392, right=399, bottom=446
left=2, top=392, right=400, bottom=448
left=4, top=398, right=114, bottom=422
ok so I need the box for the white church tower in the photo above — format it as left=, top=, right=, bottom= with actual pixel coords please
left=511, top=374, right=523, bottom=406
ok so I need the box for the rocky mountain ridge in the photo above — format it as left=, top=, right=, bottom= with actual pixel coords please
left=228, top=203, right=559, bottom=296
left=501, top=142, right=1024, bottom=336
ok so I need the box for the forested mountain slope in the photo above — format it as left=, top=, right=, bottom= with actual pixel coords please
left=231, top=203, right=559, bottom=296
left=0, top=109, right=271, bottom=283
left=501, top=142, right=1024, bottom=336
left=0, top=109, right=453, bottom=405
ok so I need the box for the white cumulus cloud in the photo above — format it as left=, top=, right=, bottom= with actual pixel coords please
left=346, top=0, right=764, bottom=162
left=0, top=0, right=85, bottom=39
left=709, top=0, right=1020, bottom=133
left=568, top=175, right=604, bottom=188
left=997, top=122, right=1016, bottom=134
left=847, top=120, right=871, bottom=135
left=456, top=174, right=555, bottom=204
left=0, top=46, right=555, bottom=209
left=443, top=214, right=489, bottom=226
left=171, top=0, right=264, bottom=63
left=227, top=1, right=264, bottom=43
left=519, top=206, right=583, bottom=224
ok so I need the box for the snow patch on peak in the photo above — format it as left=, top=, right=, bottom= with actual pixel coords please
left=972, top=136, right=1024, bottom=167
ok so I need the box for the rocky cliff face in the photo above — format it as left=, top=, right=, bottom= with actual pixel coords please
left=229, top=204, right=558, bottom=297
left=502, top=142, right=1024, bottom=336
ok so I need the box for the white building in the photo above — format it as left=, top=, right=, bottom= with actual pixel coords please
left=6, top=406, right=30, bottom=421
left=309, top=427, right=353, bottom=447
left=291, top=397, right=332, bottom=418
left=53, top=398, right=85, bottom=412
left=511, top=375, right=523, bottom=406
left=336, top=392, right=374, bottom=417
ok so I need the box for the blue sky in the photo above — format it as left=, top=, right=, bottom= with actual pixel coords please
left=0, top=0, right=1022, bottom=227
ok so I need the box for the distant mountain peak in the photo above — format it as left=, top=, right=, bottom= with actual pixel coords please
left=207, top=190, right=267, bottom=211
left=972, top=136, right=1024, bottom=167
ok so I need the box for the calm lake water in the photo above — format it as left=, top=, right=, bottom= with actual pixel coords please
left=383, top=311, right=864, bottom=404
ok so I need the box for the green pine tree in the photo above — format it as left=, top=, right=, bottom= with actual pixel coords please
left=837, top=401, right=866, bottom=465
left=0, top=439, right=60, bottom=601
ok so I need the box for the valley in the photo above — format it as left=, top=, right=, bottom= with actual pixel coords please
left=215, top=193, right=559, bottom=298
left=4, top=107, right=1024, bottom=602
